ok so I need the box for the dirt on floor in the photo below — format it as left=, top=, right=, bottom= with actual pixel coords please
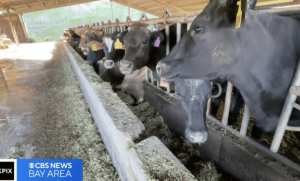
left=0, top=42, right=119, bottom=181
left=117, top=91, right=237, bottom=181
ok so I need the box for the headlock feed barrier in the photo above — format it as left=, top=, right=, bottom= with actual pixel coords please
left=69, top=7, right=300, bottom=172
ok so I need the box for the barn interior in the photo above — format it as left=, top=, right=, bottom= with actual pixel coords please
left=1, top=0, right=300, bottom=180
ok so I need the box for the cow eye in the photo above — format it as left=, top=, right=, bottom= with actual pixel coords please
left=142, top=40, right=147, bottom=44
left=194, top=27, right=203, bottom=34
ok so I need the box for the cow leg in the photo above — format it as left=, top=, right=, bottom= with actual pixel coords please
left=251, top=125, right=264, bottom=140
left=228, top=88, right=244, bottom=125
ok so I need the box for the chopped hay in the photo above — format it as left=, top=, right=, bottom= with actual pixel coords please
left=117, top=91, right=222, bottom=181
left=32, top=52, right=119, bottom=181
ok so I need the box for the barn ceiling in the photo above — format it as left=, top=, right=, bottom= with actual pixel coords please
left=0, top=0, right=298, bottom=16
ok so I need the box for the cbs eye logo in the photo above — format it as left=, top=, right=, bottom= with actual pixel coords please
left=29, top=163, right=34, bottom=169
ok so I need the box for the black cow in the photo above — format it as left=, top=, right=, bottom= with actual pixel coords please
left=118, top=23, right=244, bottom=144
left=102, top=30, right=146, bottom=105
left=103, top=30, right=128, bottom=69
left=84, top=28, right=105, bottom=73
left=156, top=0, right=300, bottom=139
left=68, top=29, right=81, bottom=46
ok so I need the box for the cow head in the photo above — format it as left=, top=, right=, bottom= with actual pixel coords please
left=103, top=30, right=128, bottom=69
left=156, top=0, right=256, bottom=80
left=120, top=23, right=164, bottom=74
left=175, top=79, right=212, bottom=144
left=84, top=27, right=103, bottom=43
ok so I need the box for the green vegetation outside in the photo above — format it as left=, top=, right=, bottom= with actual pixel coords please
left=23, top=1, right=157, bottom=41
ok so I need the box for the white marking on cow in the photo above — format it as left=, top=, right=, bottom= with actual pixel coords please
left=104, top=37, right=114, bottom=52
left=184, top=79, right=203, bottom=102
left=185, top=130, right=208, bottom=144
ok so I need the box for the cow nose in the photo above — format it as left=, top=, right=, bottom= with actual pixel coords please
left=185, top=129, right=208, bottom=145
left=104, top=60, right=115, bottom=68
left=120, top=60, right=132, bottom=68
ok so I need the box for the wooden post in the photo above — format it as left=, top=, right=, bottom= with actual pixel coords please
left=19, top=14, right=29, bottom=41
left=6, top=9, right=19, bottom=46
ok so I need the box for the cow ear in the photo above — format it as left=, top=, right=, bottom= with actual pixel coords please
left=221, top=0, right=247, bottom=28
left=118, top=30, right=128, bottom=44
left=150, top=32, right=164, bottom=47
left=247, top=0, right=257, bottom=10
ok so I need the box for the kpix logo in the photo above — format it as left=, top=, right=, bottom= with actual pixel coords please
left=0, top=160, right=15, bottom=181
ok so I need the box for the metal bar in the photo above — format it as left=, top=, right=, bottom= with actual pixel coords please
left=271, top=60, right=300, bottom=153
left=145, top=68, right=149, bottom=82
left=222, top=81, right=233, bottom=126
left=290, top=86, right=300, bottom=96
left=156, top=24, right=160, bottom=31
left=165, top=24, right=170, bottom=55
left=176, top=22, right=181, bottom=43
left=165, top=24, right=171, bottom=93
left=6, top=9, right=19, bottom=47
left=150, top=70, right=154, bottom=85
left=294, top=103, right=300, bottom=111
left=206, top=98, right=212, bottom=117
left=286, top=126, right=300, bottom=131
left=187, top=22, right=192, bottom=30
left=207, top=115, right=300, bottom=173
left=240, top=105, right=250, bottom=136
left=62, top=41, right=147, bottom=181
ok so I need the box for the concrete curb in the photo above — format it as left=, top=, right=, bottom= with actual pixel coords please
left=62, top=41, right=147, bottom=181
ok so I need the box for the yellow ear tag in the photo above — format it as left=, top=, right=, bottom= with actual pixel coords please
left=114, top=38, right=124, bottom=49
left=81, top=34, right=85, bottom=38
left=92, top=44, right=97, bottom=51
left=235, top=0, right=242, bottom=29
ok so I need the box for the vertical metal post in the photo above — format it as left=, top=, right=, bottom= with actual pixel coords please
left=165, top=24, right=170, bottom=55
left=165, top=24, right=171, bottom=92
left=150, top=70, right=154, bottom=85
left=145, top=68, right=149, bottom=82
left=206, top=98, right=212, bottom=116
left=271, top=61, right=300, bottom=153
left=176, top=22, right=181, bottom=43
left=187, top=22, right=192, bottom=31
left=240, top=105, right=250, bottom=136
left=6, top=9, right=19, bottom=47
left=222, top=81, right=233, bottom=126
left=156, top=23, right=160, bottom=31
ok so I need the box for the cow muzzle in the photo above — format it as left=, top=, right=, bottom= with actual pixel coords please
left=104, top=60, right=115, bottom=69
left=120, top=60, right=134, bottom=74
left=185, top=129, right=208, bottom=145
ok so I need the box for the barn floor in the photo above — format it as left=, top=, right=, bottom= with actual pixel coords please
left=0, top=41, right=119, bottom=180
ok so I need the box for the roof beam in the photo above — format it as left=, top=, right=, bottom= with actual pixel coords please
left=113, top=0, right=159, bottom=17
left=14, top=0, right=98, bottom=14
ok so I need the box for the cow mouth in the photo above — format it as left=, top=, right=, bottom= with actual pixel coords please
left=120, top=60, right=134, bottom=74
left=161, top=74, right=179, bottom=82
left=104, top=60, right=115, bottom=69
